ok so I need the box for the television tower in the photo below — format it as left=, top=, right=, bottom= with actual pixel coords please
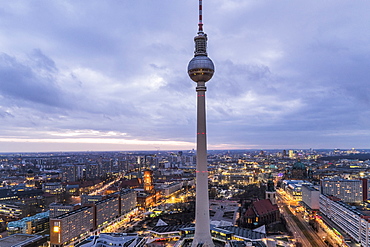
left=187, top=0, right=215, bottom=246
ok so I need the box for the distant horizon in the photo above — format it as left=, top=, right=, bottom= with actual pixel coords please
left=1, top=147, right=369, bottom=155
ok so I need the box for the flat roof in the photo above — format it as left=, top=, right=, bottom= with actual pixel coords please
left=302, top=184, right=319, bottom=191
left=0, top=234, right=42, bottom=247
left=55, top=206, right=92, bottom=219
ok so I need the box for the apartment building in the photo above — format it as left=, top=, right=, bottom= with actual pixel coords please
left=321, top=178, right=363, bottom=203
left=320, top=194, right=370, bottom=245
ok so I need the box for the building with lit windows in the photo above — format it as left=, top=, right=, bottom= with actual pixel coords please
left=320, top=194, right=370, bottom=245
left=85, top=163, right=100, bottom=180
left=321, top=178, right=363, bottom=203
left=61, top=164, right=78, bottom=182
left=242, top=199, right=280, bottom=229
left=0, top=188, right=43, bottom=202
left=159, top=181, right=183, bottom=198
left=136, top=191, right=159, bottom=210
left=143, top=169, right=154, bottom=192
left=7, top=211, right=49, bottom=235
left=50, top=206, right=94, bottom=247
left=25, top=169, right=36, bottom=188
left=50, top=190, right=137, bottom=246
left=0, top=201, right=24, bottom=219
left=281, top=180, right=311, bottom=200
left=95, top=196, right=119, bottom=228
left=81, top=195, right=105, bottom=206
left=216, top=173, right=253, bottom=186
left=42, top=182, right=64, bottom=195
left=119, top=189, right=137, bottom=214
left=49, top=203, right=80, bottom=218
left=148, top=223, right=267, bottom=246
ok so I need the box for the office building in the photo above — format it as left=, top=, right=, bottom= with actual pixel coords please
left=282, top=180, right=311, bottom=201
left=7, top=211, right=49, bottom=235
left=49, top=203, right=80, bottom=218
left=159, top=182, right=183, bottom=198
left=301, top=184, right=320, bottom=210
left=0, top=201, right=24, bottom=219
left=81, top=195, right=105, bottom=206
left=321, top=178, right=363, bottom=203
left=119, top=189, right=137, bottom=214
left=50, top=206, right=94, bottom=247
left=95, top=196, right=119, bottom=228
left=320, top=194, right=370, bottom=245
left=42, top=182, right=64, bottom=195
left=50, top=190, right=137, bottom=246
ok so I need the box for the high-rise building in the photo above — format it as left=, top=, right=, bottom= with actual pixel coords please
left=61, top=164, right=77, bottom=182
left=49, top=203, right=80, bottom=218
left=301, top=184, right=320, bottom=210
left=321, top=177, right=363, bottom=203
left=50, top=206, right=94, bottom=247
left=187, top=1, right=215, bottom=246
left=50, top=190, right=137, bottom=247
left=320, top=194, right=370, bottom=245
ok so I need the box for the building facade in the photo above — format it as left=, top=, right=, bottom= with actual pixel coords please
left=242, top=199, right=280, bottom=229
left=50, top=206, right=94, bottom=247
left=119, top=189, right=137, bottom=214
left=320, top=194, right=370, bottom=245
left=49, top=203, right=80, bottom=218
left=0, top=201, right=24, bottom=219
left=50, top=190, right=137, bottom=247
left=7, top=211, right=49, bottom=235
left=321, top=178, right=363, bottom=203
left=302, top=184, right=320, bottom=210
left=95, top=197, right=120, bottom=228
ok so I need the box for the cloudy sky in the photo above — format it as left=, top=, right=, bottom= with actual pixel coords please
left=1, top=0, right=370, bottom=152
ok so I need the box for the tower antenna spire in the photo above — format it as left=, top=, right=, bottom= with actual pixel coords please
left=198, top=0, right=203, bottom=32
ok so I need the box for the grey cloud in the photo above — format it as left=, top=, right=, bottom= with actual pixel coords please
left=30, top=49, right=57, bottom=73
left=210, top=60, right=274, bottom=98
left=0, top=52, right=64, bottom=107
left=2, top=1, right=370, bottom=150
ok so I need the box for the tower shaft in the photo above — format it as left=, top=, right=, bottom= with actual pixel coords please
left=192, top=81, right=213, bottom=247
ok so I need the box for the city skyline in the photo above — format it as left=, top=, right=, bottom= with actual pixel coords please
left=1, top=1, right=370, bottom=152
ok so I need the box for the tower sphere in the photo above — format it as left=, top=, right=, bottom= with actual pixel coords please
left=188, top=55, right=215, bottom=82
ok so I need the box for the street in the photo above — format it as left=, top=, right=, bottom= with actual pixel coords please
left=277, top=189, right=326, bottom=247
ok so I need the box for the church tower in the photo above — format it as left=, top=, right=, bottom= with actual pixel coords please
left=265, top=174, right=277, bottom=205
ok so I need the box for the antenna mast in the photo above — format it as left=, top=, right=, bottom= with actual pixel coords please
left=198, top=0, right=203, bottom=32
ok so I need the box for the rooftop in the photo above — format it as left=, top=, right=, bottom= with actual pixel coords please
left=76, top=233, right=144, bottom=247
left=0, top=234, right=45, bottom=247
